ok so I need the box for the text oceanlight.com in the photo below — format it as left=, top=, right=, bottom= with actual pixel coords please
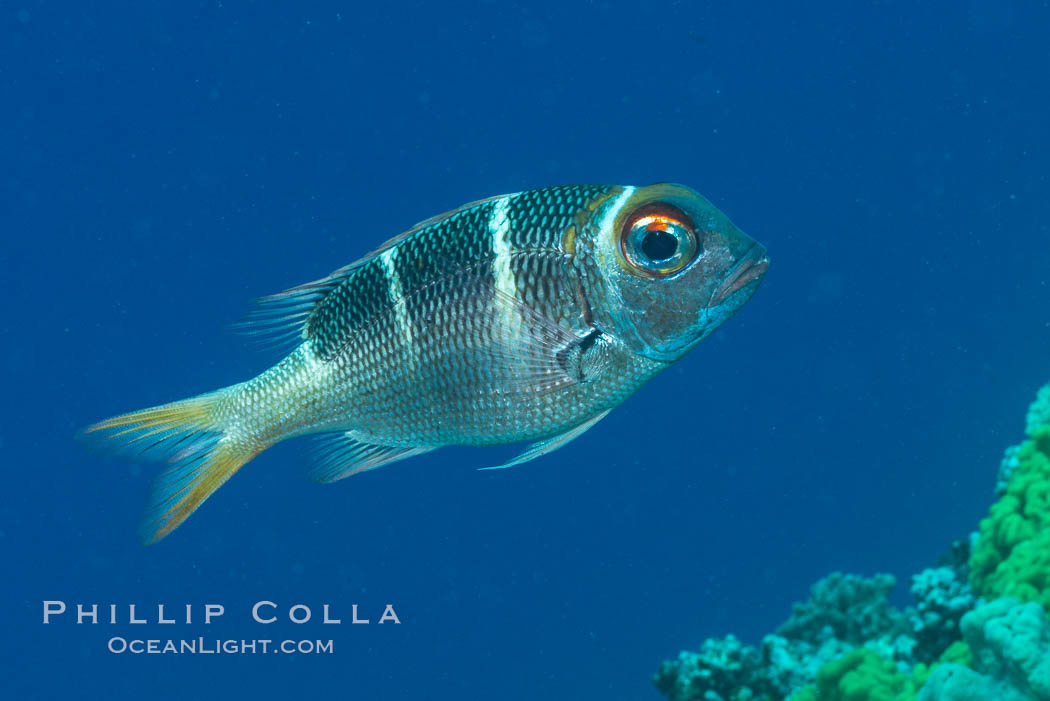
left=107, top=637, right=334, bottom=655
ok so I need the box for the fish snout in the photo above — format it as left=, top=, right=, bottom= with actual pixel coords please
left=709, top=246, right=769, bottom=309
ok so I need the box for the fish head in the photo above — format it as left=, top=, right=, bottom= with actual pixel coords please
left=586, top=183, right=769, bottom=362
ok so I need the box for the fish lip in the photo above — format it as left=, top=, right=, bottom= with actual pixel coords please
left=708, top=246, right=770, bottom=308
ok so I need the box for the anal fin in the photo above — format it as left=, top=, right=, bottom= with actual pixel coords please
left=480, top=410, right=612, bottom=470
left=309, top=432, right=436, bottom=483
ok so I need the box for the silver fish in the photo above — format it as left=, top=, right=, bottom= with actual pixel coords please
left=80, top=183, right=769, bottom=542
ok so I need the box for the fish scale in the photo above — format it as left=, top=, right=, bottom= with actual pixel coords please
left=505, top=184, right=610, bottom=249
left=79, top=183, right=768, bottom=542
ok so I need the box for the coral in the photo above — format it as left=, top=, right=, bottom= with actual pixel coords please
left=918, top=664, right=1022, bottom=701
left=654, top=383, right=1050, bottom=701
left=1026, top=383, right=1050, bottom=438
left=962, top=597, right=1050, bottom=698
left=762, top=633, right=852, bottom=697
left=654, top=574, right=921, bottom=701
left=776, top=573, right=910, bottom=646
left=935, top=641, right=972, bottom=668
left=652, top=570, right=984, bottom=701
left=907, top=567, right=975, bottom=663
left=789, top=636, right=979, bottom=701
left=932, top=539, right=970, bottom=575
left=969, top=427, right=1050, bottom=609
left=998, top=445, right=1023, bottom=497
left=652, top=634, right=776, bottom=701
left=788, top=648, right=927, bottom=701
left=654, top=573, right=926, bottom=701
left=919, top=597, right=1050, bottom=700
left=996, top=383, right=1050, bottom=495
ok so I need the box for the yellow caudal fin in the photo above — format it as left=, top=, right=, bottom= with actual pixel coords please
left=77, top=390, right=258, bottom=544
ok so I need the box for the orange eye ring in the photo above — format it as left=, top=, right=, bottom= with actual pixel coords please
left=620, top=203, right=699, bottom=277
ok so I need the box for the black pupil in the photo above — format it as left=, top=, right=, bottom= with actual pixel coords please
left=641, top=229, right=679, bottom=261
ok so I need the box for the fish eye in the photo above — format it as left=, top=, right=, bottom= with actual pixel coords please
left=621, top=204, right=699, bottom=276
left=641, top=228, right=679, bottom=261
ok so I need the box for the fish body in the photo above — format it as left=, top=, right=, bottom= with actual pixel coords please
left=81, top=183, right=768, bottom=542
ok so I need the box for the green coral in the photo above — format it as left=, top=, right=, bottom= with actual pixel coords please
left=787, top=641, right=974, bottom=701
left=936, top=641, right=972, bottom=668
left=970, top=426, right=1050, bottom=608
left=789, top=649, right=928, bottom=701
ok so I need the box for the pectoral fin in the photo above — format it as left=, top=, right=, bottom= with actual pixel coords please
left=480, top=410, right=612, bottom=470
left=462, top=280, right=594, bottom=395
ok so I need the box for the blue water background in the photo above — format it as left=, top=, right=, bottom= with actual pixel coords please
left=3, top=1, right=1049, bottom=699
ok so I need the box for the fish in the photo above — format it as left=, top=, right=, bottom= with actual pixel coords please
left=79, top=183, right=769, bottom=543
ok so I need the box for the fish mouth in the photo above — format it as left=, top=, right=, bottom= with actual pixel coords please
left=708, top=246, right=770, bottom=308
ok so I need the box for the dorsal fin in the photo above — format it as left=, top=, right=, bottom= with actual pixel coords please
left=231, top=261, right=359, bottom=350
left=233, top=192, right=516, bottom=350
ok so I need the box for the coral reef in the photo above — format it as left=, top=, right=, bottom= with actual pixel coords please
left=776, top=573, right=909, bottom=646
left=652, top=572, right=923, bottom=701
left=908, top=567, right=975, bottom=663
left=653, top=635, right=774, bottom=701
left=920, top=597, right=1050, bottom=700
left=997, top=445, right=1022, bottom=497
left=653, top=381, right=1050, bottom=701
left=789, top=648, right=928, bottom=701
left=917, top=664, right=1020, bottom=701
left=1027, top=384, right=1050, bottom=438
left=761, top=632, right=851, bottom=696
left=969, top=425, right=1050, bottom=610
